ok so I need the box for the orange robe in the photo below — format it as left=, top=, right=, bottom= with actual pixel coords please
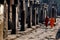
left=49, top=18, right=55, bottom=28
left=45, top=17, right=49, bottom=27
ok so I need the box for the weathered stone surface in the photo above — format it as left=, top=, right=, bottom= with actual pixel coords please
left=0, top=4, right=4, bottom=40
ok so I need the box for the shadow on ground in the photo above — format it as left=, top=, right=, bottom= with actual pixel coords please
left=56, top=29, right=60, bottom=40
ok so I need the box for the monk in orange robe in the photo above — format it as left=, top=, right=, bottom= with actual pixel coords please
left=45, top=16, right=49, bottom=27
left=49, top=17, right=55, bottom=28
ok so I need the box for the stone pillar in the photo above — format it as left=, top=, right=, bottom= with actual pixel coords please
left=20, top=0, right=26, bottom=31
left=51, top=7, right=55, bottom=18
left=3, top=0, right=8, bottom=39
left=40, top=9, right=44, bottom=23
left=52, top=6, right=57, bottom=19
left=42, top=4, right=48, bottom=23
left=23, top=0, right=26, bottom=28
left=0, top=23, right=3, bottom=40
left=36, top=7, right=39, bottom=25
left=8, top=0, right=10, bottom=30
left=8, top=0, right=14, bottom=30
left=16, top=0, right=20, bottom=33
left=55, top=8, right=57, bottom=22
left=11, top=0, right=18, bottom=34
left=32, top=7, right=36, bottom=26
left=11, top=5, right=16, bottom=34
left=35, top=8, right=36, bottom=26
left=36, top=1, right=40, bottom=25
left=0, top=4, right=4, bottom=40
left=38, top=7, right=40, bottom=23
left=27, top=1, right=32, bottom=28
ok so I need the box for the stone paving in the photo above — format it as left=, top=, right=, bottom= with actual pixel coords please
left=7, top=18, right=60, bottom=40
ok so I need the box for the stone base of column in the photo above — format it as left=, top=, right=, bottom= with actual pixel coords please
left=20, top=11, right=25, bottom=31
left=0, top=23, right=3, bottom=40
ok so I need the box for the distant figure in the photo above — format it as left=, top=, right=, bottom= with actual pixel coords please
left=45, top=16, right=49, bottom=27
left=49, top=17, right=55, bottom=28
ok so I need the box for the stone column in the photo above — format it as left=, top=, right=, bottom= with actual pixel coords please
left=0, top=4, right=4, bottom=40
left=27, top=1, right=32, bottom=28
left=0, top=22, right=3, bottom=40
left=55, top=8, right=57, bottom=22
left=52, top=7, right=55, bottom=17
left=20, top=0, right=26, bottom=31
left=8, top=0, right=11, bottom=30
left=11, top=5, right=16, bottom=34
left=16, top=0, right=20, bottom=33
left=8, top=0, right=14, bottom=30
left=11, top=0, right=18, bottom=34
left=36, top=1, right=40, bottom=25
left=35, top=8, right=36, bottom=26
left=3, top=0, right=8, bottom=39
left=23, top=0, right=26, bottom=28
left=40, top=8, right=44, bottom=23
left=36, top=7, right=39, bottom=25
left=32, top=7, right=36, bottom=26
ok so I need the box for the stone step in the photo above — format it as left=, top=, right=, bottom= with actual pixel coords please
left=8, top=30, right=12, bottom=35
left=6, top=35, right=17, bottom=40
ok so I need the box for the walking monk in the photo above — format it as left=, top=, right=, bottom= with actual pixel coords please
left=49, top=17, right=55, bottom=28
left=45, top=16, right=49, bottom=27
